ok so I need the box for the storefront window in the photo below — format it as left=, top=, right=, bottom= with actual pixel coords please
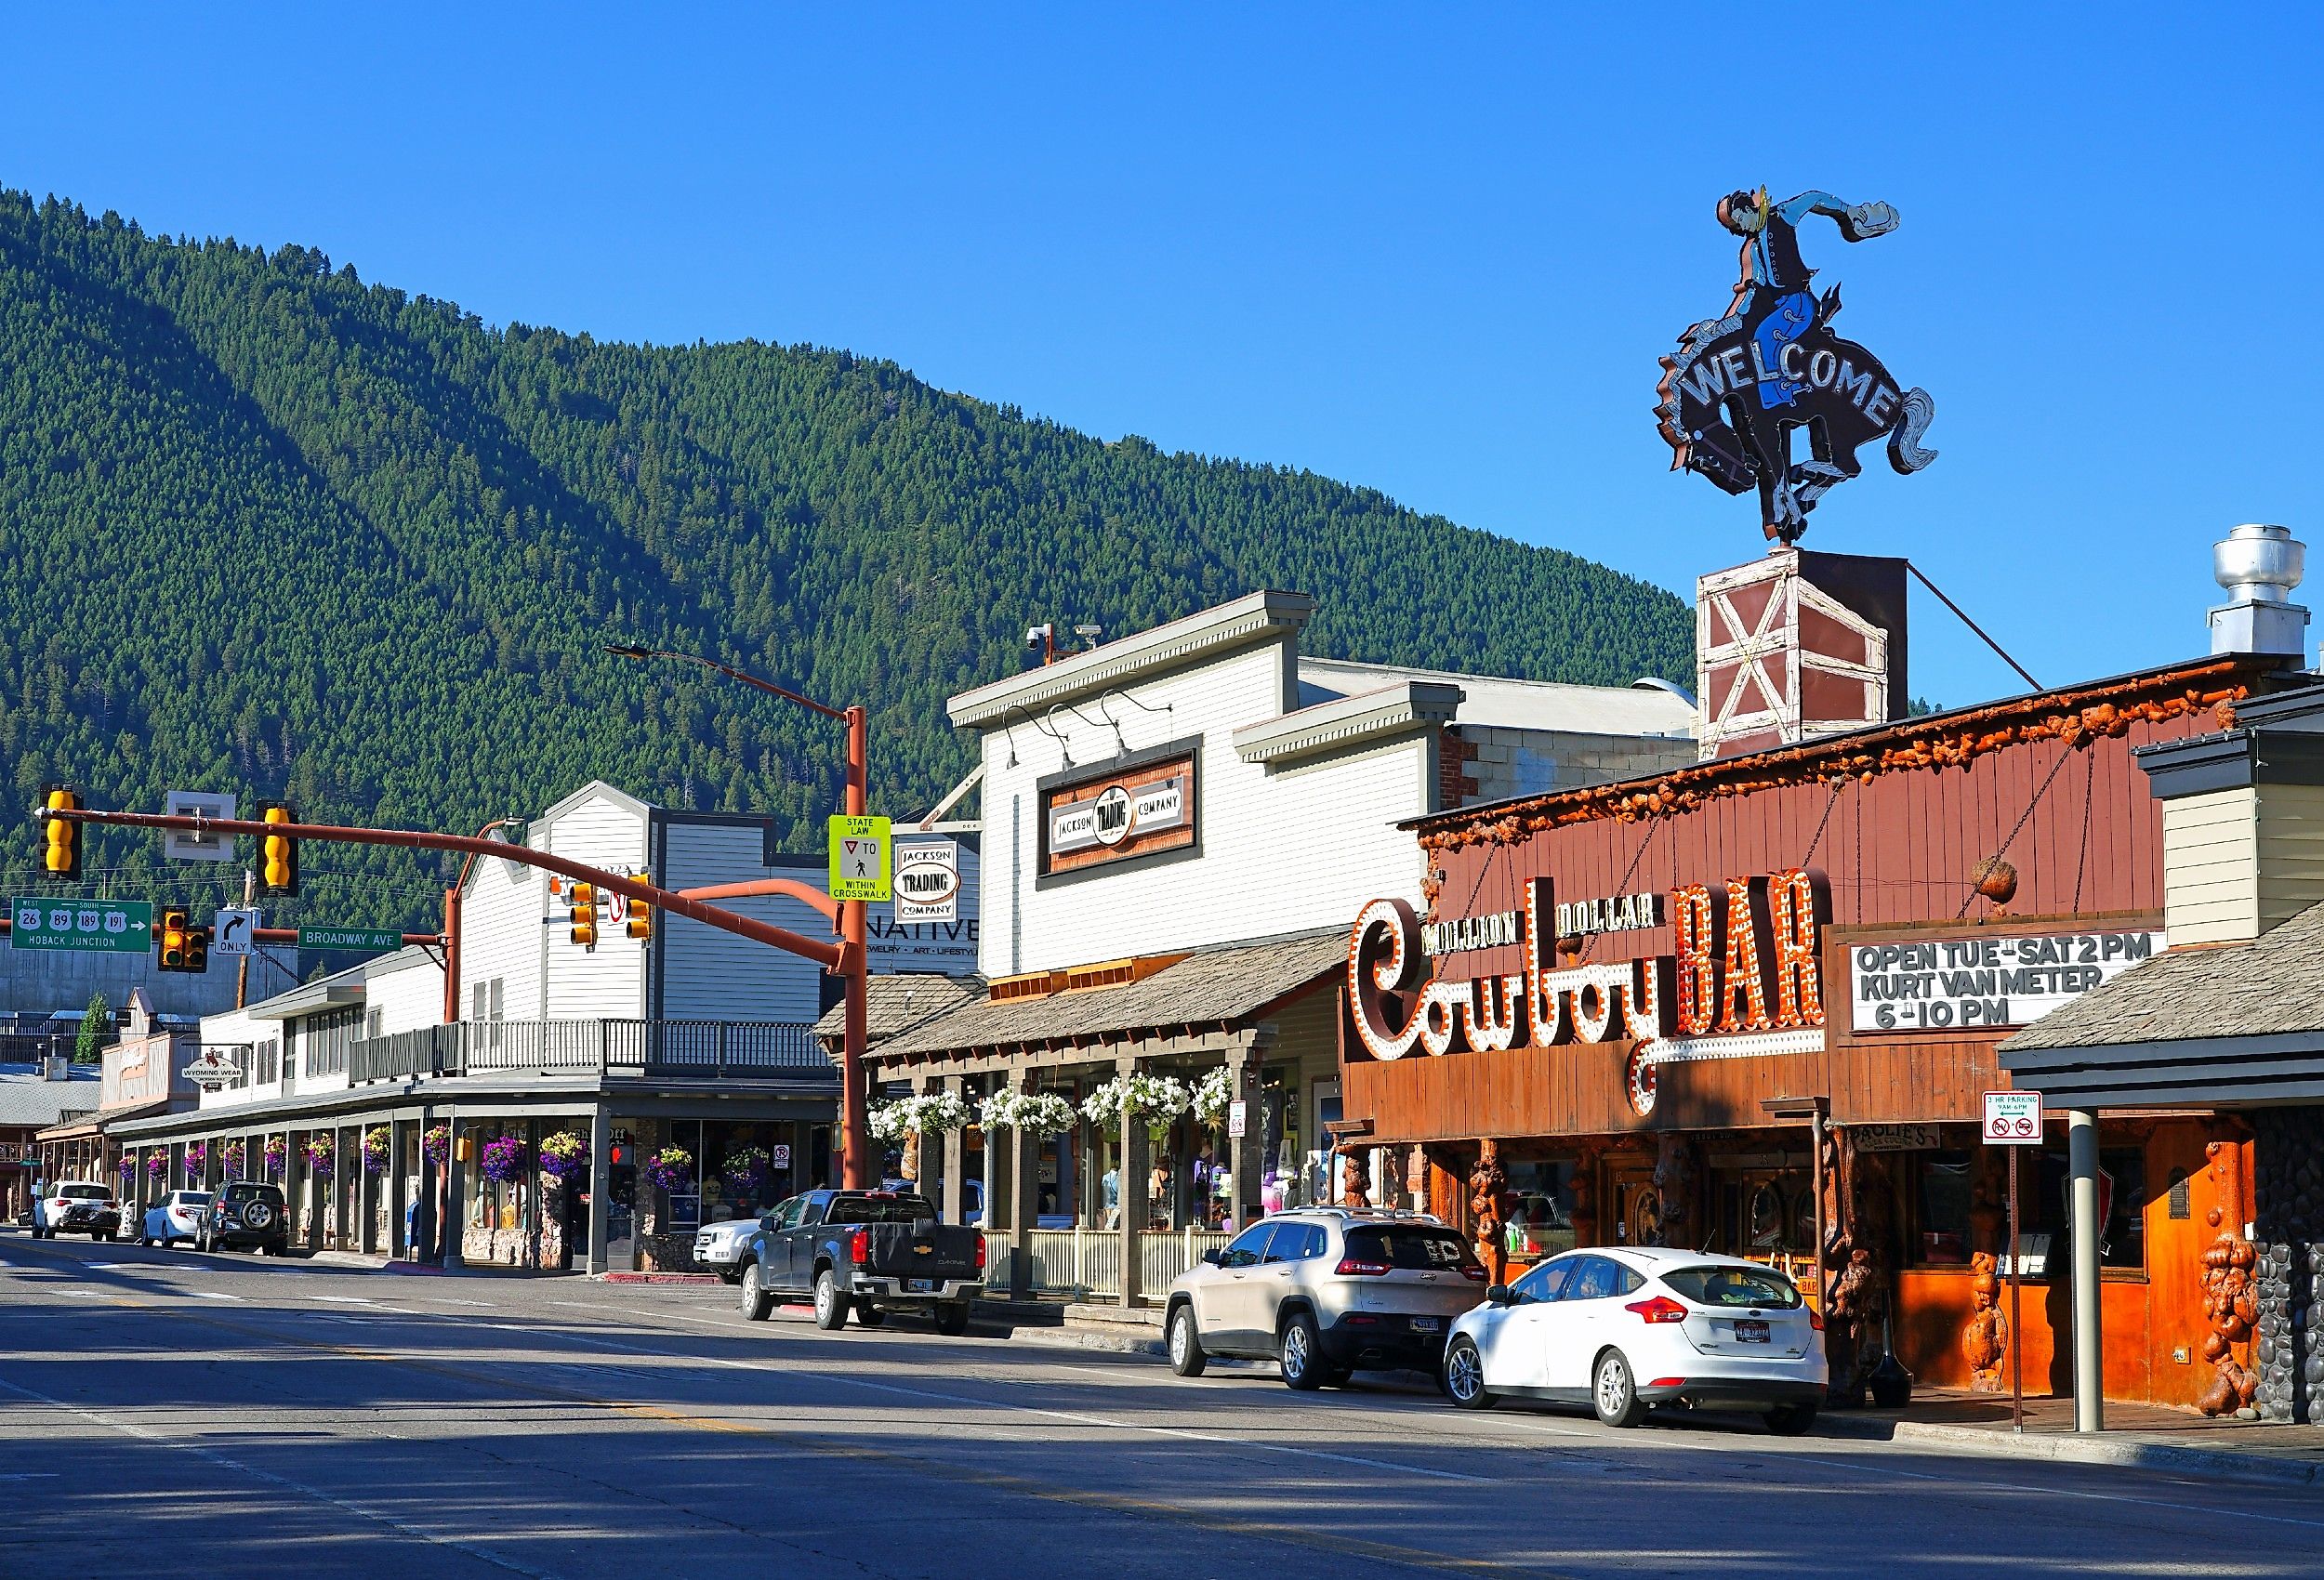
left=1908, top=1144, right=2147, bottom=1274
left=1911, top=1150, right=1977, bottom=1267
left=1502, top=1159, right=1578, bottom=1259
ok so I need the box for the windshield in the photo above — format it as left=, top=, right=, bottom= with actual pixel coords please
left=1341, top=1225, right=1480, bottom=1271
left=59, top=1184, right=110, bottom=1200
left=825, top=1195, right=937, bottom=1226
left=178, top=1192, right=213, bottom=1206
left=1662, top=1265, right=1803, bottom=1310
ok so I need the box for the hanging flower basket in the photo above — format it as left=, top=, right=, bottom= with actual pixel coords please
left=304, top=1134, right=335, bottom=1179
left=221, top=1140, right=246, bottom=1179
left=144, top=1152, right=168, bottom=1179
left=262, top=1136, right=287, bottom=1179
left=868, top=1091, right=972, bottom=1141
left=183, top=1140, right=209, bottom=1178
left=362, top=1126, right=391, bottom=1176
left=646, top=1145, right=694, bottom=1193
left=1081, top=1073, right=1191, bottom=1139
left=422, top=1125, right=450, bottom=1167
left=480, top=1135, right=528, bottom=1186
left=721, top=1146, right=773, bottom=1193
left=1191, top=1066, right=1236, bottom=1128
left=116, top=1152, right=136, bottom=1182
left=980, top=1088, right=1078, bottom=1136
left=539, top=1130, right=588, bottom=1184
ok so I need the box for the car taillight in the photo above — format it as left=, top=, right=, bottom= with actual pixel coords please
left=850, top=1228, right=869, bottom=1265
left=1459, top=1264, right=1487, bottom=1282
left=974, top=1235, right=986, bottom=1271
left=1334, top=1257, right=1392, bottom=1276
left=1648, top=1376, right=1688, bottom=1389
left=1808, top=1304, right=1825, bottom=1331
left=1625, top=1296, right=1689, bottom=1324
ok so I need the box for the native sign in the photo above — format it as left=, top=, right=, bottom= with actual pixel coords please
left=1657, top=189, right=1938, bottom=544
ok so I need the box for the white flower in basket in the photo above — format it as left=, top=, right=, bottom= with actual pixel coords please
left=869, top=1091, right=972, bottom=1140
left=1081, top=1072, right=1192, bottom=1137
left=982, top=1088, right=1078, bottom=1135
left=1191, top=1065, right=1237, bottom=1126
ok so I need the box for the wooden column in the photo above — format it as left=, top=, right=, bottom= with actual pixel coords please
left=357, top=1124, right=378, bottom=1255
left=442, top=1113, right=468, bottom=1270
left=586, top=1104, right=612, bottom=1274
left=940, top=1076, right=967, bottom=1226
left=1116, top=1056, right=1146, bottom=1310
left=1227, top=1049, right=1261, bottom=1231
left=1010, top=1103, right=1037, bottom=1302
left=981, top=1075, right=1006, bottom=1233
left=388, top=1119, right=409, bottom=1258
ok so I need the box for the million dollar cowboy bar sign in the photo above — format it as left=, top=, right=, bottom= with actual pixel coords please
left=1347, top=871, right=1829, bottom=1114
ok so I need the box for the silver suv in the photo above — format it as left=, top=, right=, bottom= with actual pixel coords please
left=1164, top=1209, right=1486, bottom=1389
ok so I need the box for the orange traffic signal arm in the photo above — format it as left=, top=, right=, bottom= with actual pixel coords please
left=672, top=876, right=840, bottom=925
left=36, top=806, right=849, bottom=972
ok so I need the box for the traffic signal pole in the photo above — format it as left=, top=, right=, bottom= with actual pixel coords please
left=36, top=807, right=848, bottom=972
left=841, top=703, right=871, bottom=1189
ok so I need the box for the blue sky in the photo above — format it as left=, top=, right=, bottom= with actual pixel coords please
left=8, top=7, right=2319, bottom=703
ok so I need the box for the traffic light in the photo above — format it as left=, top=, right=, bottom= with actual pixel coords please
left=568, top=882, right=597, bottom=948
left=184, top=923, right=211, bottom=974
left=258, top=801, right=298, bottom=896
left=40, top=784, right=79, bottom=879
left=158, top=908, right=193, bottom=972
left=627, top=874, right=653, bottom=941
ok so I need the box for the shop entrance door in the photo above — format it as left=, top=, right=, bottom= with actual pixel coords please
left=1606, top=1163, right=1658, bottom=1247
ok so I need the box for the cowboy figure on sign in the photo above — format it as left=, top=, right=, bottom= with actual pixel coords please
left=1657, top=188, right=1937, bottom=543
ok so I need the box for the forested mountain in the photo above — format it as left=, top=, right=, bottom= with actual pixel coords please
left=0, top=189, right=1690, bottom=931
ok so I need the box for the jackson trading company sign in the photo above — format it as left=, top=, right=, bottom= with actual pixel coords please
left=1352, top=872, right=1829, bottom=1116
left=1041, top=750, right=1195, bottom=878
left=1849, top=929, right=2166, bottom=1034
left=1656, top=189, right=1938, bottom=545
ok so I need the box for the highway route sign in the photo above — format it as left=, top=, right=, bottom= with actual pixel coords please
left=212, top=908, right=259, bottom=956
left=1982, top=1089, right=2043, bottom=1145
left=828, top=815, right=892, bottom=902
left=10, top=897, right=152, bottom=954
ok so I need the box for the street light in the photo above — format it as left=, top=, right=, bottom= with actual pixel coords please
left=606, top=643, right=875, bottom=1189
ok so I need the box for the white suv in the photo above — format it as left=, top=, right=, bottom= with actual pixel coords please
left=33, top=1181, right=122, bottom=1241
left=1164, top=1209, right=1486, bottom=1389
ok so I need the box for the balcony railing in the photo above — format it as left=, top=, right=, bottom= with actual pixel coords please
left=348, top=1019, right=830, bottom=1085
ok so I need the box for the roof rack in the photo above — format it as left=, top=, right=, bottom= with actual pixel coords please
left=1286, top=1205, right=1443, bottom=1223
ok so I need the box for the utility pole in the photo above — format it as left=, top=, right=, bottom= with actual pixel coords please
left=234, top=866, right=256, bottom=1010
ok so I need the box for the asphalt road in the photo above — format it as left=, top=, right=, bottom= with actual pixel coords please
left=3, top=1230, right=2318, bottom=1579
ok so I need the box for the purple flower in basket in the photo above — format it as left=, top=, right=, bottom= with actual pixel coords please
left=645, top=1146, right=694, bottom=1193
left=304, top=1134, right=335, bottom=1179
left=480, top=1135, right=528, bottom=1186
left=221, top=1140, right=246, bottom=1179
left=538, top=1130, right=588, bottom=1183
left=362, top=1127, right=390, bottom=1177
left=183, top=1141, right=208, bottom=1177
left=117, top=1152, right=136, bottom=1180
left=144, top=1152, right=168, bottom=1178
left=262, top=1136, right=287, bottom=1180
left=422, top=1125, right=449, bottom=1167
left=720, top=1146, right=772, bottom=1194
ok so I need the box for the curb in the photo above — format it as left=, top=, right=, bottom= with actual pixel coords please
left=1817, top=1413, right=2324, bottom=1488
left=596, top=1271, right=722, bottom=1284
left=1005, top=1325, right=1166, bottom=1358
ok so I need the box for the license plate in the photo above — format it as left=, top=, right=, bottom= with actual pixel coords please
left=1735, top=1320, right=1770, bottom=1344
left=905, top=1278, right=937, bottom=1294
left=1410, top=1316, right=1441, bottom=1334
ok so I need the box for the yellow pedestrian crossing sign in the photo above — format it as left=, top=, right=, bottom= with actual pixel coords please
left=828, top=815, right=892, bottom=902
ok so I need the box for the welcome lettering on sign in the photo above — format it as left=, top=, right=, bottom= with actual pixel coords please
left=1347, top=870, right=1827, bottom=1061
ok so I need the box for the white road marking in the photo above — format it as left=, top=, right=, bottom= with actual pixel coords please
left=1784, top=1453, right=2324, bottom=1531
left=183, top=1291, right=245, bottom=1301
left=0, top=1372, right=568, bottom=1578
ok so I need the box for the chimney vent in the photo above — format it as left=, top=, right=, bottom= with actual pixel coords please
left=2209, top=523, right=2308, bottom=657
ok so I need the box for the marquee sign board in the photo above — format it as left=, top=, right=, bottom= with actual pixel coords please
left=1850, top=930, right=2164, bottom=1034
left=1039, top=748, right=1197, bottom=879
left=1656, top=189, right=1937, bottom=544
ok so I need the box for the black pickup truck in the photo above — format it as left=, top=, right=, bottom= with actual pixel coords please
left=736, top=1189, right=984, bottom=1334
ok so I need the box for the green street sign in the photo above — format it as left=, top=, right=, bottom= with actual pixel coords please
left=827, top=814, right=892, bottom=902
left=10, top=897, right=152, bottom=954
left=297, top=926, right=401, bottom=952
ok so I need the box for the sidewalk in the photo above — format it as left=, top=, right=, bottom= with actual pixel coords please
left=1822, top=1388, right=2324, bottom=1486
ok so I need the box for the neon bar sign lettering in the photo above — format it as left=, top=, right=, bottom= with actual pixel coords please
left=1348, top=870, right=1825, bottom=1061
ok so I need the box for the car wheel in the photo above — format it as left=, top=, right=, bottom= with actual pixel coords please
left=1592, top=1350, right=1646, bottom=1429
left=1278, top=1312, right=1327, bottom=1391
left=1167, top=1304, right=1208, bottom=1377
left=934, top=1302, right=971, bottom=1337
left=738, top=1262, right=774, bottom=1322
left=1763, top=1403, right=1818, bottom=1436
left=853, top=1304, right=886, bottom=1327
left=812, top=1268, right=850, bottom=1331
left=1444, top=1336, right=1496, bottom=1409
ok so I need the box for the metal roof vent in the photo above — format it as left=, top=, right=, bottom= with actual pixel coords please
left=2210, top=523, right=2308, bottom=658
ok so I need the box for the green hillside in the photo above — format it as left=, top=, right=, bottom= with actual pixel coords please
left=0, top=189, right=1691, bottom=931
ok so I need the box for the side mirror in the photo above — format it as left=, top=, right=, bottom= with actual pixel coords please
left=1486, top=1284, right=1514, bottom=1307
left=1201, top=1249, right=1223, bottom=1268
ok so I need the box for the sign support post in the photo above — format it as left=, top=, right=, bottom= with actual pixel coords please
left=1984, top=1088, right=2043, bottom=1434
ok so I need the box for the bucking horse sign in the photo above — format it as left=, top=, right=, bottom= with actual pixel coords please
left=1657, top=190, right=1937, bottom=543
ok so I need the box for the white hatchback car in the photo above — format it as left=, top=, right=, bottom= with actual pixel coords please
left=1441, top=1246, right=1825, bottom=1434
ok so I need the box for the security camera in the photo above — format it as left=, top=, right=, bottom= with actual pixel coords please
left=1024, top=623, right=1053, bottom=651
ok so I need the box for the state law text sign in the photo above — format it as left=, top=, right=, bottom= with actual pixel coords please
left=827, top=815, right=892, bottom=902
